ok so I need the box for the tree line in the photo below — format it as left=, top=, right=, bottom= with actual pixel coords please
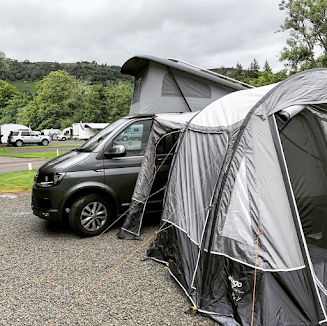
left=0, top=71, right=133, bottom=130
left=1, top=0, right=327, bottom=131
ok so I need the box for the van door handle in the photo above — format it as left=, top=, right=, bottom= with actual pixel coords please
left=94, top=169, right=104, bottom=172
left=156, top=158, right=165, bottom=162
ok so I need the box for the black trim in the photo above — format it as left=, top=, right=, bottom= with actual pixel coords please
left=168, top=67, right=192, bottom=112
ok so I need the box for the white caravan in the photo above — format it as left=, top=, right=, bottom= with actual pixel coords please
left=41, top=129, right=61, bottom=140
left=0, top=124, right=30, bottom=144
left=56, top=127, right=73, bottom=141
left=72, top=123, right=109, bottom=140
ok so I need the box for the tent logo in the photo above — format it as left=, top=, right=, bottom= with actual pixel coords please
left=228, top=275, right=242, bottom=288
left=228, top=275, right=244, bottom=303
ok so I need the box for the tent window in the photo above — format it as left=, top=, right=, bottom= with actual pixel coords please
left=161, top=73, right=211, bottom=98
left=132, top=77, right=142, bottom=104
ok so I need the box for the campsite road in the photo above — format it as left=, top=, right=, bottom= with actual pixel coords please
left=0, top=193, right=218, bottom=326
left=0, top=156, right=48, bottom=174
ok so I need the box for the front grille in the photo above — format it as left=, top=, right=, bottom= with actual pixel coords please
left=32, top=196, right=52, bottom=209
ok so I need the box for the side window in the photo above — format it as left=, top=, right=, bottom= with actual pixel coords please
left=113, top=120, right=152, bottom=157
left=132, top=77, right=142, bottom=104
left=156, top=131, right=180, bottom=155
left=22, top=131, right=30, bottom=136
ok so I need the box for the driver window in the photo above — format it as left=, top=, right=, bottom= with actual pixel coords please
left=113, top=120, right=152, bottom=157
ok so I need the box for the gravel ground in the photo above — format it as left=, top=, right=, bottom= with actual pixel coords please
left=0, top=193, right=218, bottom=326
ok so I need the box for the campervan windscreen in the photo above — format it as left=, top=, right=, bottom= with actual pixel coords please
left=77, top=118, right=126, bottom=152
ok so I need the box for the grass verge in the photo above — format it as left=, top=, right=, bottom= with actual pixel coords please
left=0, top=147, right=68, bottom=159
left=8, top=144, right=77, bottom=150
left=0, top=170, right=37, bottom=193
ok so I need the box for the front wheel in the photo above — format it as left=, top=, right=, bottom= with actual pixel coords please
left=69, top=195, right=112, bottom=237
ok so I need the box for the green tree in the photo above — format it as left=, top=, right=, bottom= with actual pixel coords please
left=74, top=84, right=108, bottom=123
left=248, top=58, right=261, bottom=78
left=263, top=60, right=272, bottom=72
left=16, top=102, right=37, bottom=127
left=0, top=51, right=7, bottom=71
left=0, top=96, right=29, bottom=124
left=32, top=71, right=85, bottom=129
left=0, top=80, right=22, bottom=120
left=278, top=0, right=327, bottom=70
left=106, top=82, right=133, bottom=123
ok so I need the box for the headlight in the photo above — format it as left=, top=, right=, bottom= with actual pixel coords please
left=34, top=171, right=39, bottom=182
left=35, top=173, right=66, bottom=187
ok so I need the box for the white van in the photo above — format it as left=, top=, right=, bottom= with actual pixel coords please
left=117, top=124, right=143, bottom=141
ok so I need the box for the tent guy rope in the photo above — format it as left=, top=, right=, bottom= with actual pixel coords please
left=251, top=228, right=261, bottom=326
left=47, top=232, right=157, bottom=326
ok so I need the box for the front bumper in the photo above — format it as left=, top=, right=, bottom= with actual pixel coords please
left=32, top=186, right=64, bottom=222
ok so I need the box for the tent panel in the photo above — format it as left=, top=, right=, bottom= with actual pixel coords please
left=263, top=69, right=327, bottom=117
left=162, top=128, right=228, bottom=245
left=149, top=232, right=324, bottom=325
left=191, top=84, right=275, bottom=128
left=251, top=114, right=304, bottom=269
left=220, top=157, right=253, bottom=244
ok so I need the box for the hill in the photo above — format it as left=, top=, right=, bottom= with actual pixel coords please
left=0, top=59, right=133, bottom=92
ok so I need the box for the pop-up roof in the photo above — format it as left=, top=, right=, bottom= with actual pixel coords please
left=121, top=55, right=246, bottom=115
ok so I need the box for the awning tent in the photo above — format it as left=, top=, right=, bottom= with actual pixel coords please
left=121, top=55, right=246, bottom=115
left=119, top=68, right=327, bottom=325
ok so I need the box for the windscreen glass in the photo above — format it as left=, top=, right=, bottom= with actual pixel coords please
left=78, top=118, right=126, bottom=152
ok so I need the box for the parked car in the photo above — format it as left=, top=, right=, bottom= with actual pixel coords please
left=32, top=115, right=176, bottom=237
left=8, top=130, right=52, bottom=147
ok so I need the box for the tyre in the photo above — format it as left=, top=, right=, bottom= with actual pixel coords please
left=69, top=195, right=112, bottom=237
left=62, top=137, right=66, bottom=141
left=15, top=140, right=23, bottom=147
left=41, top=139, right=49, bottom=146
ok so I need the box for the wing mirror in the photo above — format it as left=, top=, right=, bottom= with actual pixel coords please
left=104, top=144, right=126, bottom=158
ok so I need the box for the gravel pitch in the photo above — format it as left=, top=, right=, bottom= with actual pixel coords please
left=0, top=193, right=218, bottom=326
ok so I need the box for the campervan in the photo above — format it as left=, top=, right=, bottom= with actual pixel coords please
left=0, top=124, right=30, bottom=144
left=56, top=127, right=73, bottom=141
left=31, top=55, right=246, bottom=238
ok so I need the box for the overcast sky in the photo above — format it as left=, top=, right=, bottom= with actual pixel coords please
left=0, top=0, right=289, bottom=72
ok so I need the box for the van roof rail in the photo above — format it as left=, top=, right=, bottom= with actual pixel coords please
left=167, top=58, right=254, bottom=89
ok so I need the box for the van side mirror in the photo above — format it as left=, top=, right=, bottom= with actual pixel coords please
left=104, top=145, right=126, bottom=158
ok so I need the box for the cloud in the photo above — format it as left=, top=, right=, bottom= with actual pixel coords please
left=0, top=0, right=288, bottom=71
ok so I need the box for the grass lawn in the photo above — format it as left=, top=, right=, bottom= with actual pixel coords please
left=8, top=144, right=77, bottom=149
left=10, top=80, right=37, bottom=95
left=0, top=170, right=37, bottom=193
left=0, top=147, right=68, bottom=159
